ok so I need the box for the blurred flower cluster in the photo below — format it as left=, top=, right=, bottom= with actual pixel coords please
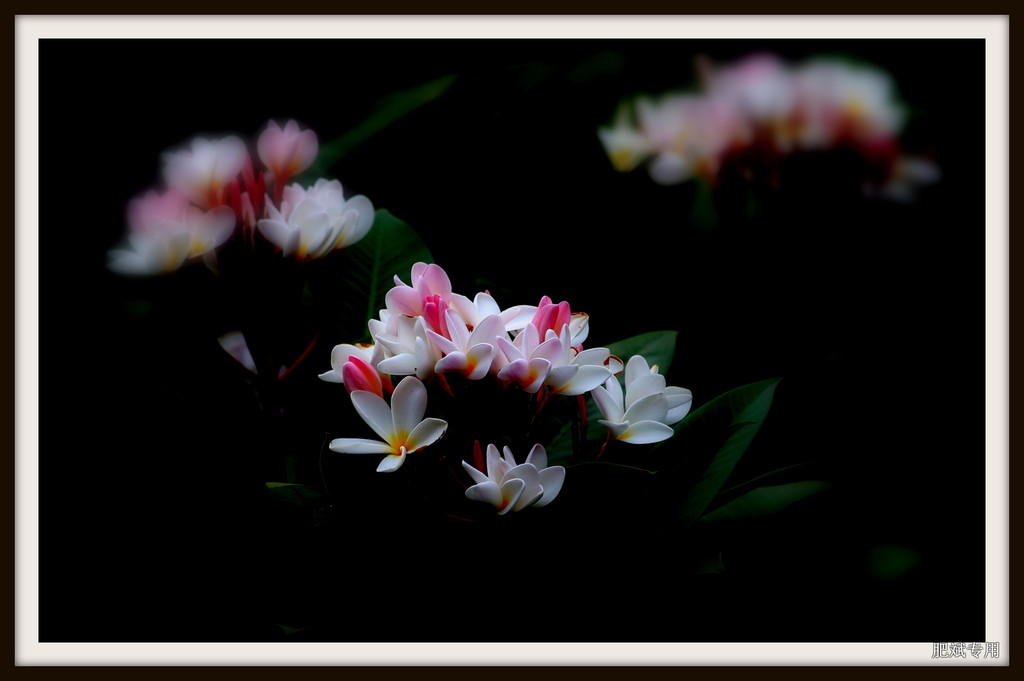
left=108, top=119, right=374, bottom=276
left=321, top=262, right=692, bottom=516
left=600, top=52, right=939, bottom=202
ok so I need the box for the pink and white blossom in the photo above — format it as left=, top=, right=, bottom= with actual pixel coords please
left=108, top=190, right=235, bottom=276
left=257, top=119, right=318, bottom=193
left=429, top=310, right=506, bottom=380
left=329, top=376, right=447, bottom=473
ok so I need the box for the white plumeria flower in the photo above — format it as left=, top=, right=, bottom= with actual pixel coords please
left=462, top=444, right=565, bottom=514
left=107, top=190, right=235, bottom=276
left=329, top=376, right=447, bottom=473
left=591, top=355, right=693, bottom=444
left=162, top=135, right=248, bottom=208
left=428, top=310, right=506, bottom=380
left=257, top=179, right=374, bottom=260
left=374, top=314, right=442, bottom=380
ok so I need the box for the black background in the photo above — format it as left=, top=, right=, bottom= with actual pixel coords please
left=36, top=38, right=987, bottom=643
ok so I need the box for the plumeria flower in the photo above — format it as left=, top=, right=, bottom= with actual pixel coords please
left=319, top=342, right=386, bottom=388
left=329, top=376, right=447, bottom=473
left=495, top=323, right=564, bottom=393
left=107, top=190, right=235, bottom=276
left=449, top=290, right=537, bottom=334
left=591, top=355, right=692, bottom=444
left=429, top=310, right=506, bottom=380
left=462, top=444, right=565, bottom=514
left=385, top=262, right=455, bottom=321
left=257, top=119, right=319, bottom=199
left=162, top=135, right=248, bottom=208
left=257, top=179, right=374, bottom=260
left=374, top=314, right=442, bottom=381
left=598, top=103, right=653, bottom=172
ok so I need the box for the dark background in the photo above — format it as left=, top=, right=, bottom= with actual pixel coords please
left=37, top=39, right=987, bottom=643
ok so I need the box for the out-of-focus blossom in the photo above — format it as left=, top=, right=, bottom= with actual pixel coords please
left=602, top=52, right=936, bottom=200
left=329, top=376, right=447, bottom=473
left=218, top=331, right=258, bottom=374
left=257, top=178, right=374, bottom=261
left=598, top=104, right=653, bottom=172
left=162, top=136, right=248, bottom=208
left=636, top=93, right=747, bottom=185
left=257, top=119, right=319, bottom=197
left=107, top=190, right=235, bottom=276
left=592, top=355, right=692, bottom=444
left=462, top=443, right=565, bottom=514
left=792, top=59, right=905, bottom=150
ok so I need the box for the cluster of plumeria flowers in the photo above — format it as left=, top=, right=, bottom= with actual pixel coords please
left=108, top=119, right=375, bottom=276
left=320, top=262, right=692, bottom=515
left=599, top=52, right=939, bottom=200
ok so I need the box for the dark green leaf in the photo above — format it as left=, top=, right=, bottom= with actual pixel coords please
left=606, top=329, right=678, bottom=375
left=672, top=377, right=781, bottom=527
left=327, top=209, right=433, bottom=342
left=307, top=74, right=458, bottom=177
left=698, top=480, right=831, bottom=523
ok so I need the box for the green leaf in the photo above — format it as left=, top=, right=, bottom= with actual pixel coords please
left=307, top=74, right=458, bottom=177
left=672, top=377, right=781, bottom=527
left=698, top=480, right=831, bottom=523
left=325, top=209, right=433, bottom=342
left=544, top=330, right=679, bottom=465
left=606, top=329, right=678, bottom=375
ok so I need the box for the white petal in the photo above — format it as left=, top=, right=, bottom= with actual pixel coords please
left=376, top=353, right=418, bottom=376
left=461, top=460, right=490, bottom=486
left=536, top=466, right=566, bottom=507
left=329, top=438, right=394, bottom=454
left=349, top=390, right=395, bottom=442
left=590, top=384, right=623, bottom=423
left=217, top=331, right=257, bottom=374
left=525, top=444, right=548, bottom=470
left=376, top=451, right=407, bottom=473
left=406, top=418, right=447, bottom=452
left=318, top=370, right=344, bottom=383
left=622, top=392, right=670, bottom=426
left=390, top=376, right=428, bottom=435
left=257, top=218, right=298, bottom=256
left=496, top=478, right=526, bottom=515
left=664, top=387, right=694, bottom=424
left=624, top=373, right=667, bottom=409
left=625, top=355, right=653, bottom=388
left=465, top=480, right=504, bottom=508
left=618, top=420, right=675, bottom=444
